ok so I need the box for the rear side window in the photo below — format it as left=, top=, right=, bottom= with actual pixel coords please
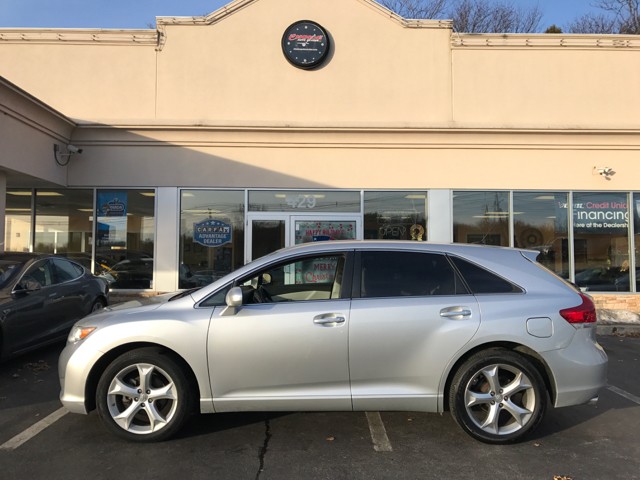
left=53, top=258, right=84, bottom=283
left=450, top=256, right=523, bottom=294
left=359, top=251, right=465, bottom=298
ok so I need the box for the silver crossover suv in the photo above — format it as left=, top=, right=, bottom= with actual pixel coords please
left=59, top=241, right=607, bottom=444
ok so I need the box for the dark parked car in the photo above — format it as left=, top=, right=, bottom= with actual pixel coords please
left=0, top=252, right=109, bottom=360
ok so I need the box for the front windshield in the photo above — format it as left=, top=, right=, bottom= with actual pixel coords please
left=0, top=260, right=25, bottom=289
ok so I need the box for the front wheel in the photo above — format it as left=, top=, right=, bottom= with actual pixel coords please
left=449, top=349, right=547, bottom=444
left=96, top=348, right=194, bottom=442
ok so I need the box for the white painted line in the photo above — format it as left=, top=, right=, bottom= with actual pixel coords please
left=365, top=411, right=393, bottom=452
left=607, top=385, right=640, bottom=405
left=0, top=407, right=68, bottom=451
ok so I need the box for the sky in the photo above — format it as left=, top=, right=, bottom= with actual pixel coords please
left=0, top=0, right=603, bottom=31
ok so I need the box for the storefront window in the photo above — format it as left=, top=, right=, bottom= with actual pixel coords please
left=513, top=192, right=569, bottom=278
left=249, top=190, right=360, bottom=213
left=96, top=190, right=155, bottom=289
left=633, top=193, right=640, bottom=292
left=363, top=191, right=427, bottom=241
left=573, top=192, right=630, bottom=292
left=453, top=191, right=510, bottom=246
left=180, top=190, right=245, bottom=289
left=5, top=189, right=33, bottom=252
left=34, top=189, right=93, bottom=257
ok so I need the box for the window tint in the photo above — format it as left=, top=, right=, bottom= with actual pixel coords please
left=53, top=258, right=84, bottom=283
left=239, top=254, right=346, bottom=303
left=450, top=256, right=523, bottom=294
left=360, top=251, right=462, bottom=298
left=21, top=260, right=54, bottom=288
left=200, top=284, right=232, bottom=307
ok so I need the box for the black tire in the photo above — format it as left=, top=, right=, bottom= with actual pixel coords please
left=90, top=298, right=106, bottom=314
left=96, top=347, right=194, bottom=442
left=449, top=349, right=547, bottom=444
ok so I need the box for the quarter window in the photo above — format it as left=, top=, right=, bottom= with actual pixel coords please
left=450, top=256, right=523, bottom=294
left=53, top=258, right=83, bottom=282
left=359, top=251, right=463, bottom=298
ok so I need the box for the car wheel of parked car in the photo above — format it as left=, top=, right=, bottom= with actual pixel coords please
left=449, top=349, right=547, bottom=444
left=90, top=298, right=106, bottom=313
left=96, top=348, right=193, bottom=442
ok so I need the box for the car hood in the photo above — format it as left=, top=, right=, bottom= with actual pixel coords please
left=104, top=291, right=180, bottom=312
left=77, top=291, right=194, bottom=328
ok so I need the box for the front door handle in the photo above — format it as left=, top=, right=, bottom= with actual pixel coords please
left=313, top=314, right=346, bottom=326
left=440, top=307, right=472, bottom=319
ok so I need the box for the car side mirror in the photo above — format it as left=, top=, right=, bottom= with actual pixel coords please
left=220, top=286, right=243, bottom=316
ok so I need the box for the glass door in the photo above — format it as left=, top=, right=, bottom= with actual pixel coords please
left=247, top=214, right=288, bottom=262
left=247, top=214, right=361, bottom=262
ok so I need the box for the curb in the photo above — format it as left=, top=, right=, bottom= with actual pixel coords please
left=597, top=324, right=640, bottom=336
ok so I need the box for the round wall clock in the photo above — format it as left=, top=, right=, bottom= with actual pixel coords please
left=282, top=20, right=330, bottom=70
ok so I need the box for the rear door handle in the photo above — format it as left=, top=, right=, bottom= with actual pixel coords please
left=440, top=307, right=472, bottom=319
left=313, top=314, right=346, bottom=326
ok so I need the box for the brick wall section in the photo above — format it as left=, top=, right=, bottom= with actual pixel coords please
left=591, top=294, right=640, bottom=314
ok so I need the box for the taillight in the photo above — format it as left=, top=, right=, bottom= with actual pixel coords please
left=560, top=293, right=597, bottom=324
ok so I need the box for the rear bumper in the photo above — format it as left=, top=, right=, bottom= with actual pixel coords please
left=541, top=327, right=608, bottom=408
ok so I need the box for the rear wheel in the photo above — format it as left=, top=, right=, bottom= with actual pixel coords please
left=449, top=349, right=547, bottom=444
left=96, top=348, right=194, bottom=442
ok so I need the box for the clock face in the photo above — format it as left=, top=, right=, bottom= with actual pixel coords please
left=282, top=21, right=330, bottom=70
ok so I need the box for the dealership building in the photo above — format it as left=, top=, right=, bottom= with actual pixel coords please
left=1, top=0, right=640, bottom=313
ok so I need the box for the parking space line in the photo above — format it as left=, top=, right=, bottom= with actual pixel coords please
left=607, top=385, right=640, bottom=405
left=0, top=408, right=68, bottom=451
left=365, top=412, right=393, bottom=452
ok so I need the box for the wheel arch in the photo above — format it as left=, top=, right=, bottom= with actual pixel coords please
left=84, top=342, right=200, bottom=413
left=441, top=341, right=556, bottom=412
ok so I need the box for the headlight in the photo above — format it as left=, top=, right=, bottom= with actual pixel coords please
left=68, top=326, right=97, bottom=344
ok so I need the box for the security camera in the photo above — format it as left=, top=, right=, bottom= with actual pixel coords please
left=67, top=144, right=83, bottom=154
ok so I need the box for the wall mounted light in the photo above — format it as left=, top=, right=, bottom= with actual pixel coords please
left=54, top=144, right=83, bottom=166
left=593, top=166, right=616, bottom=180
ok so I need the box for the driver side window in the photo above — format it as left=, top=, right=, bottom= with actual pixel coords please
left=20, top=260, right=55, bottom=289
left=241, top=254, right=347, bottom=304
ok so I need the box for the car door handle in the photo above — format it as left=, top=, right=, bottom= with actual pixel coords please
left=313, top=314, right=346, bottom=326
left=440, top=307, right=472, bottom=319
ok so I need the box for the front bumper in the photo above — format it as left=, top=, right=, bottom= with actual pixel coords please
left=58, top=339, right=97, bottom=415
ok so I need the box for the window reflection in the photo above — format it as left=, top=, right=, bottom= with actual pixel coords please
left=453, top=191, right=509, bottom=246
left=5, top=189, right=33, bottom=252
left=180, top=190, right=245, bottom=289
left=573, top=192, right=630, bottom=292
left=96, top=190, right=155, bottom=289
left=513, top=192, right=569, bottom=279
left=34, top=189, right=93, bottom=255
left=364, top=191, right=427, bottom=241
left=249, top=190, right=360, bottom=212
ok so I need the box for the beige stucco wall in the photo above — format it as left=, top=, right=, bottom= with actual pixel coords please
left=0, top=0, right=639, bottom=191
left=155, top=0, right=452, bottom=126
left=66, top=127, right=640, bottom=190
left=0, top=78, right=74, bottom=186
left=452, top=42, right=640, bottom=129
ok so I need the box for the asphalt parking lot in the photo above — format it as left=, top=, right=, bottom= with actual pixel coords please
left=0, top=335, right=638, bottom=480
